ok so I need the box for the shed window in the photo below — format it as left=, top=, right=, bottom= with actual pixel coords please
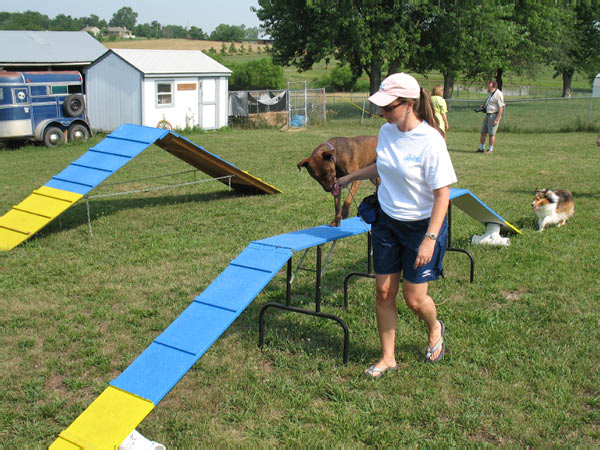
left=156, top=82, right=173, bottom=106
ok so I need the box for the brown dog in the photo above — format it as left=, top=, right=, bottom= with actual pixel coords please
left=297, top=136, right=378, bottom=226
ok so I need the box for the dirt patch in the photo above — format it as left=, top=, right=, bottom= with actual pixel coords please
left=231, top=111, right=287, bottom=129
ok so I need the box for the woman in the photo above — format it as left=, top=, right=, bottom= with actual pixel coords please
left=431, top=85, right=449, bottom=136
left=334, top=73, right=457, bottom=378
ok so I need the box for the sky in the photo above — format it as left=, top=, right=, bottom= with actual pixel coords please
left=2, top=0, right=262, bottom=33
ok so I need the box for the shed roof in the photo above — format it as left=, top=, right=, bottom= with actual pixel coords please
left=0, top=31, right=107, bottom=66
left=111, top=49, right=232, bottom=76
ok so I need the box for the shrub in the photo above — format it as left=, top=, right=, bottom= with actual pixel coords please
left=228, top=58, right=285, bottom=90
left=314, top=64, right=361, bottom=92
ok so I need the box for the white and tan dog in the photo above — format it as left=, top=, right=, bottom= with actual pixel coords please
left=531, top=188, right=574, bottom=232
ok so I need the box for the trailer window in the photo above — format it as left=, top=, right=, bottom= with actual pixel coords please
left=68, top=85, right=82, bottom=94
left=30, top=85, right=47, bottom=96
left=51, top=85, right=68, bottom=94
left=156, top=82, right=173, bottom=106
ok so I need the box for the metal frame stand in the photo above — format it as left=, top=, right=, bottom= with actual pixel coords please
left=446, top=202, right=475, bottom=283
left=259, top=239, right=372, bottom=364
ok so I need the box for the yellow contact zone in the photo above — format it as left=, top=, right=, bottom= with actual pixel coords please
left=504, top=220, right=523, bottom=235
left=0, top=186, right=82, bottom=251
left=49, top=386, right=155, bottom=450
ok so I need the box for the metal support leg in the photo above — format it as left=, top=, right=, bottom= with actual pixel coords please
left=446, top=201, right=475, bottom=283
left=258, top=242, right=350, bottom=364
left=258, top=302, right=350, bottom=364
left=343, top=232, right=376, bottom=309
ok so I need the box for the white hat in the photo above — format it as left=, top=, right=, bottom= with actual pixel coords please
left=368, top=72, right=421, bottom=106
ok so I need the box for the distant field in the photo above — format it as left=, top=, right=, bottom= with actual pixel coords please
left=104, top=38, right=267, bottom=53
left=103, top=39, right=594, bottom=93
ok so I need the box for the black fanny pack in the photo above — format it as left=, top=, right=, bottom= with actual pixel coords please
left=358, top=194, right=379, bottom=224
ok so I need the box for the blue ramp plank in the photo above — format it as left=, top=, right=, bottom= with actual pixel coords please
left=254, top=216, right=370, bottom=252
left=154, top=301, right=237, bottom=356
left=196, top=264, right=288, bottom=312
left=109, top=123, right=170, bottom=144
left=230, top=243, right=292, bottom=272
left=111, top=342, right=197, bottom=404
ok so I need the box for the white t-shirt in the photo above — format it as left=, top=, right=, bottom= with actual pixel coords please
left=484, top=89, right=505, bottom=113
left=376, top=121, right=457, bottom=221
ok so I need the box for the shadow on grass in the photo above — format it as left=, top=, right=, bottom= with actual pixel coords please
left=33, top=188, right=254, bottom=239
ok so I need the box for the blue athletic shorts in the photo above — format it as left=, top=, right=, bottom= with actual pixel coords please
left=372, top=210, right=448, bottom=283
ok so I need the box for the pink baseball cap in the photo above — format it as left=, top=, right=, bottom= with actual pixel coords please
left=368, top=72, right=421, bottom=106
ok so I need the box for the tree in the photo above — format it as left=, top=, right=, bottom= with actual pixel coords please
left=413, top=3, right=521, bottom=97
left=189, top=26, right=207, bottom=40
left=255, top=1, right=420, bottom=103
left=244, top=26, right=259, bottom=41
left=81, top=14, right=107, bottom=29
left=210, top=24, right=246, bottom=42
left=135, top=23, right=155, bottom=38
left=50, top=14, right=79, bottom=31
left=109, top=7, right=137, bottom=31
left=549, top=3, right=600, bottom=96
left=0, top=11, right=50, bottom=30
left=162, top=24, right=188, bottom=38
left=228, top=58, right=285, bottom=90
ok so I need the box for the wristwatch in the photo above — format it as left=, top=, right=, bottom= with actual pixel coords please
left=425, top=232, right=437, bottom=241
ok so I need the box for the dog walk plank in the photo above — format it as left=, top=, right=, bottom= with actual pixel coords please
left=154, top=301, right=238, bottom=357
left=110, top=341, right=198, bottom=405
left=254, top=216, right=370, bottom=252
left=50, top=386, right=154, bottom=450
left=195, top=263, right=289, bottom=312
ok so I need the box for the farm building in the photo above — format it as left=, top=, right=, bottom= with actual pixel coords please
left=84, top=49, right=232, bottom=132
left=0, top=30, right=107, bottom=72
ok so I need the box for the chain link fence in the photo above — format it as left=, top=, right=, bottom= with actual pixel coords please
left=326, top=92, right=600, bottom=133
left=230, top=85, right=599, bottom=132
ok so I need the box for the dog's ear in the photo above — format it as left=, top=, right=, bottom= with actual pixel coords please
left=321, top=149, right=336, bottom=162
left=297, top=158, right=309, bottom=172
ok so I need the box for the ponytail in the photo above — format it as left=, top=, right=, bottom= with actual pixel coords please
left=415, top=87, right=445, bottom=138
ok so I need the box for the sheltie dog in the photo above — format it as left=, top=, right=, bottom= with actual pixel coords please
left=531, top=188, right=574, bottom=232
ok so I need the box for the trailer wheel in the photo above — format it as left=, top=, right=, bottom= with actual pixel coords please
left=43, top=126, right=66, bottom=147
left=63, top=94, right=85, bottom=117
left=68, top=124, right=90, bottom=143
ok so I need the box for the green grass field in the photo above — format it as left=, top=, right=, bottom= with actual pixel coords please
left=1, top=122, right=599, bottom=446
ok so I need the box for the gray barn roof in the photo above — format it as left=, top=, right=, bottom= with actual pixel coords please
left=0, top=30, right=107, bottom=67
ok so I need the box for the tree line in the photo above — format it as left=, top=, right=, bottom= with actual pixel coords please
left=0, top=8, right=259, bottom=41
left=255, top=1, right=600, bottom=98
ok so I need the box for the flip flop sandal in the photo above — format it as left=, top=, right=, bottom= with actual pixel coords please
left=425, top=320, right=445, bottom=363
left=362, top=364, right=398, bottom=379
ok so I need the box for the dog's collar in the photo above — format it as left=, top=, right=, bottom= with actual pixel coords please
left=324, top=141, right=336, bottom=163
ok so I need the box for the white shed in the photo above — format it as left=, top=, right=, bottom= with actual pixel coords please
left=84, top=49, right=232, bottom=132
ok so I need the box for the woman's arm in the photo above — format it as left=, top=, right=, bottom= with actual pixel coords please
left=414, top=186, right=450, bottom=268
left=331, top=163, right=379, bottom=196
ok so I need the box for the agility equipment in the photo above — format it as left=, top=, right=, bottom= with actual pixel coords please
left=50, top=187, right=521, bottom=448
left=0, top=124, right=280, bottom=251
left=448, top=188, right=521, bottom=234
